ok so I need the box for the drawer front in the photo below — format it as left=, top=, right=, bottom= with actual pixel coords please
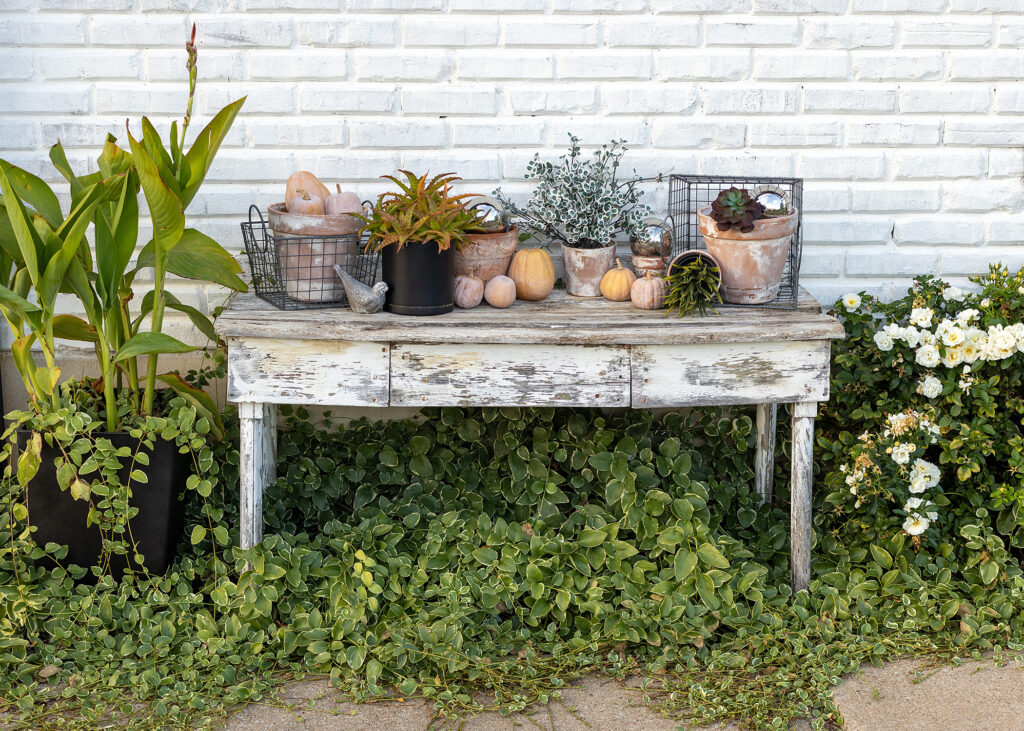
left=390, top=343, right=630, bottom=407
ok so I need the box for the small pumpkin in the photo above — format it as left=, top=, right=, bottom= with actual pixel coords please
left=484, top=275, right=516, bottom=309
left=286, top=171, right=330, bottom=209
left=325, top=185, right=363, bottom=217
left=631, top=270, right=666, bottom=310
left=454, top=272, right=484, bottom=309
left=288, top=190, right=325, bottom=215
left=600, top=258, right=636, bottom=302
left=507, top=248, right=555, bottom=301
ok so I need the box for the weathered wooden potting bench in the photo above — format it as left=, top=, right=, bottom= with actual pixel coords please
left=218, top=289, right=843, bottom=591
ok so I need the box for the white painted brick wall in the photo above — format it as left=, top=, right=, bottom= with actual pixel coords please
left=0, top=0, right=1022, bottom=330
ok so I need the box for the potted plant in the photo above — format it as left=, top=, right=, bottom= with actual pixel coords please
left=663, top=252, right=723, bottom=317
left=495, top=135, right=652, bottom=297
left=0, top=25, right=246, bottom=577
left=357, top=171, right=480, bottom=316
left=697, top=187, right=797, bottom=305
left=453, top=197, right=520, bottom=283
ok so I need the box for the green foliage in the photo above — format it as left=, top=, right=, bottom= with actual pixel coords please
left=663, top=255, right=722, bottom=318
left=494, top=135, right=654, bottom=249
left=709, top=187, right=764, bottom=233
left=357, top=171, right=481, bottom=254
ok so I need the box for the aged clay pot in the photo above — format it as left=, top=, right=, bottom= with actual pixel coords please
left=697, top=206, right=798, bottom=305
left=269, top=202, right=361, bottom=303
left=563, top=243, right=615, bottom=297
left=268, top=201, right=361, bottom=236
left=667, top=250, right=723, bottom=290
left=631, top=254, right=667, bottom=277
left=454, top=226, right=519, bottom=282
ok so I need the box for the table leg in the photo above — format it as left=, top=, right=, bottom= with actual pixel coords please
left=238, top=402, right=277, bottom=551
left=754, top=403, right=777, bottom=504
left=790, top=401, right=816, bottom=593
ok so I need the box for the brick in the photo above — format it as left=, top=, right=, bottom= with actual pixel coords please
left=651, top=120, right=746, bottom=148
left=753, top=0, right=844, bottom=12
left=753, top=51, right=848, bottom=80
left=799, top=248, right=844, bottom=277
left=451, top=0, right=545, bottom=9
left=652, top=0, right=752, bottom=11
left=41, top=118, right=127, bottom=147
left=944, top=182, right=1021, bottom=212
left=0, top=120, right=36, bottom=150
left=36, top=50, right=141, bottom=80
left=354, top=51, right=453, bottom=82
left=245, top=120, right=344, bottom=147
left=996, top=85, right=1024, bottom=113
left=903, top=20, right=994, bottom=47
left=557, top=53, right=654, bottom=80
left=0, top=50, right=34, bottom=81
left=601, top=85, right=698, bottom=115
left=845, top=247, right=940, bottom=276
left=248, top=0, right=338, bottom=8
left=147, top=50, right=246, bottom=82
left=197, top=18, right=293, bottom=47
left=997, top=19, right=1024, bottom=47
left=0, top=17, right=87, bottom=45
left=452, top=120, right=546, bottom=147
left=45, top=0, right=133, bottom=10
left=899, top=87, right=991, bottom=114
left=403, top=18, right=500, bottom=47
left=950, top=52, right=1024, bottom=80
left=802, top=217, right=893, bottom=244
left=846, top=121, right=941, bottom=146
left=804, top=19, right=897, bottom=49
left=702, top=87, right=798, bottom=115
left=402, top=87, right=498, bottom=116
left=553, top=0, right=647, bottom=10
left=400, top=152, right=500, bottom=182
left=457, top=51, right=554, bottom=80
left=894, top=218, right=984, bottom=246
left=200, top=84, right=294, bottom=114
left=505, top=20, right=599, bottom=47
left=299, top=86, right=397, bottom=113
left=851, top=0, right=945, bottom=10
left=747, top=120, right=841, bottom=147
left=549, top=119, right=650, bottom=146
left=894, top=151, right=986, bottom=179
left=944, top=120, right=1024, bottom=146
left=852, top=186, right=941, bottom=213
left=852, top=52, right=943, bottom=81
left=0, top=85, right=89, bottom=114
left=803, top=185, right=850, bottom=212
left=349, top=119, right=447, bottom=148
left=296, top=17, right=396, bottom=46
left=202, top=151, right=296, bottom=182
left=799, top=152, right=887, bottom=180
left=509, top=88, right=597, bottom=114
left=348, top=0, right=443, bottom=9
left=250, top=50, right=348, bottom=80
left=699, top=151, right=797, bottom=176
left=291, top=151, right=400, bottom=181
left=804, top=88, right=896, bottom=113
left=605, top=18, right=701, bottom=48
left=988, top=148, right=1024, bottom=177
left=656, top=50, right=751, bottom=80
left=988, top=219, right=1024, bottom=244
left=950, top=0, right=1024, bottom=10
left=941, top=248, right=1024, bottom=276
left=705, top=19, right=801, bottom=46
left=91, top=16, right=189, bottom=46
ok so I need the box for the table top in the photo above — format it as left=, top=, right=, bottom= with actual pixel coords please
left=218, top=287, right=844, bottom=346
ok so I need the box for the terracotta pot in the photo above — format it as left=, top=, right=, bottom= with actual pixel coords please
left=268, top=201, right=361, bottom=236
left=274, top=235, right=357, bottom=303
left=697, top=207, right=798, bottom=305
left=632, top=254, right=666, bottom=277
left=454, top=226, right=519, bottom=282
left=562, top=243, right=615, bottom=297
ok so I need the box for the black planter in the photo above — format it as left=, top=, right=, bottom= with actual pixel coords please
left=16, top=430, right=189, bottom=578
left=381, top=241, right=454, bottom=316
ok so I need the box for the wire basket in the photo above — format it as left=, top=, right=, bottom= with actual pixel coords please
left=667, top=174, right=803, bottom=310
left=240, top=205, right=381, bottom=310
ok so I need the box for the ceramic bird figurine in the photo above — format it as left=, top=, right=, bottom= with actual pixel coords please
left=333, top=265, right=388, bottom=314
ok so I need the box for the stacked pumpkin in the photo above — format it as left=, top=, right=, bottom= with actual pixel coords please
left=454, top=247, right=556, bottom=310
left=599, top=258, right=666, bottom=311
left=282, top=171, right=363, bottom=233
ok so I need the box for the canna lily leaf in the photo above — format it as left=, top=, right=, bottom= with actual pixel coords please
left=136, top=228, right=246, bottom=292
left=0, top=159, right=62, bottom=229
left=181, top=96, right=245, bottom=209
left=0, top=168, right=44, bottom=284
left=53, top=314, right=98, bottom=343
left=126, top=124, right=185, bottom=257
left=113, top=332, right=195, bottom=363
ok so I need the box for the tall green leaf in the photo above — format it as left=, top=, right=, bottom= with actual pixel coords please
left=94, top=174, right=139, bottom=308
left=0, top=169, right=44, bottom=284
left=125, top=126, right=185, bottom=256
left=0, top=159, right=62, bottom=228
left=113, top=332, right=195, bottom=363
left=136, top=228, right=246, bottom=291
left=181, top=96, right=245, bottom=209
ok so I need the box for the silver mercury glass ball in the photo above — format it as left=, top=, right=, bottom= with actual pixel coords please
left=629, top=216, right=673, bottom=258
left=468, top=196, right=506, bottom=231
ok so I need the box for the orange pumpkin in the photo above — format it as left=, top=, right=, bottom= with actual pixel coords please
left=631, top=270, right=666, bottom=310
left=286, top=171, right=330, bottom=209
left=288, top=190, right=325, bottom=215
left=507, top=248, right=555, bottom=301
left=484, top=275, right=516, bottom=308
left=600, top=259, right=636, bottom=302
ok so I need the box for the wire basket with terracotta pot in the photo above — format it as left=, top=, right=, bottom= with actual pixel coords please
left=240, top=205, right=380, bottom=310
left=667, top=174, right=803, bottom=309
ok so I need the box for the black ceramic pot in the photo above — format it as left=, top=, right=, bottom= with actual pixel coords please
left=381, top=241, right=455, bottom=316
left=16, top=430, right=189, bottom=578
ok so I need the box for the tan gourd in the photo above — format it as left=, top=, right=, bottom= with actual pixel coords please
left=285, top=171, right=330, bottom=209
left=630, top=270, right=666, bottom=310
left=507, top=248, right=555, bottom=301
left=288, top=190, right=325, bottom=216
left=484, top=275, right=516, bottom=309
left=325, top=185, right=364, bottom=217
left=600, top=258, right=636, bottom=302
left=454, top=271, right=484, bottom=309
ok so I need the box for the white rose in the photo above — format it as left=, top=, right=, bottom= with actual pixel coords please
left=912, top=458, right=940, bottom=488
left=956, top=308, right=979, bottom=324
left=961, top=343, right=980, bottom=363
left=910, top=307, right=934, bottom=328
left=841, top=293, right=862, bottom=310
left=941, top=326, right=966, bottom=347
left=891, top=442, right=914, bottom=465
left=943, top=286, right=966, bottom=302
left=874, top=331, right=894, bottom=351
left=903, top=514, right=930, bottom=536
left=918, top=375, right=942, bottom=399
left=941, top=346, right=964, bottom=368
left=903, top=325, right=921, bottom=347
left=981, top=298, right=991, bottom=307
left=909, top=475, right=929, bottom=494
left=904, top=497, right=924, bottom=511
left=921, top=332, right=938, bottom=346
left=915, top=344, right=940, bottom=368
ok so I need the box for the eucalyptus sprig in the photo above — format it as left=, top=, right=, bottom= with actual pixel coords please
left=663, top=256, right=722, bottom=317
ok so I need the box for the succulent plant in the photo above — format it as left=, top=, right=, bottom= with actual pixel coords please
left=356, top=171, right=481, bottom=253
left=663, top=255, right=722, bottom=318
left=710, top=187, right=764, bottom=233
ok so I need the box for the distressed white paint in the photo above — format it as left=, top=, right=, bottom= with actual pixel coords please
left=390, top=343, right=629, bottom=407
left=790, top=401, right=817, bottom=593
left=238, top=401, right=276, bottom=552
left=227, top=336, right=389, bottom=406
left=631, top=341, right=831, bottom=407
left=755, top=402, right=777, bottom=505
